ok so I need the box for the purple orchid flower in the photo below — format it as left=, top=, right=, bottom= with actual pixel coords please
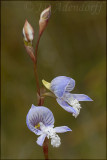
left=26, top=104, right=72, bottom=147
left=42, top=76, right=93, bottom=118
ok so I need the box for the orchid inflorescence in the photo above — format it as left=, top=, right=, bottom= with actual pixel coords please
left=23, top=6, right=92, bottom=159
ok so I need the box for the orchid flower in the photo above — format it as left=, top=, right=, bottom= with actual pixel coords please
left=26, top=104, right=72, bottom=147
left=42, top=76, right=93, bottom=118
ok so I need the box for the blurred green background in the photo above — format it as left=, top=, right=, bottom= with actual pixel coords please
left=1, top=1, right=106, bottom=159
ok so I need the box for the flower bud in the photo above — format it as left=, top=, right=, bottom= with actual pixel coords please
left=39, top=6, right=51, bottom=36
left=23, top=20, right=34, bottom=42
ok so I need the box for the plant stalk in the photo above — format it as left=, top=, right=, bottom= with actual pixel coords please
left=35, top=34, right=41, bottom=64
left=43, top=137, right=49, bottom=160
left=34, top=33, right=49, bottom=160
left=34, top=63, right=40, bottom=97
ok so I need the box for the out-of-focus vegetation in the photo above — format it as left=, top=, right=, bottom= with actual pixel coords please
left=1, top=1, right=106, bottom=159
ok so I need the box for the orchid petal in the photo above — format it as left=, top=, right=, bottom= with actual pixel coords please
left=50, top=76, right=75, bottom=98
left=71, top=94, right=93, bottom=101
left=36, top=134, right=46, bottom=146
left=54, top=126, right=72, bottom=133
left=56, top=98, right=77, bottom=114
left=26, top=105, right=54, bottom=135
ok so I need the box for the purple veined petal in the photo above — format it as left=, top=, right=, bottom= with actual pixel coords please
left=50, top=76, right=75, bottom=98
left=54, top=126, right=72, bottom=133
left=56, top=98, right=77, bottom=114
left=65, top=78, right=75, bottom=92
left=71, top=94, right=93, bottom=101
left=26, top=104, right=54, bottom=135
left=36, top=134, right=47, bottom=146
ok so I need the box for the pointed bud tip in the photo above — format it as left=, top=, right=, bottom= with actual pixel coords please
left=40, top=5, right=51, bottom=21
left=47, top=5, right=51, bottom=11
left=23, top=20, right=34, bottom=42
left=25, top=19, right=28, bottom=24
left=39, top=6, right=51, bottom=35
left=24, top=20, right=31, bottom=29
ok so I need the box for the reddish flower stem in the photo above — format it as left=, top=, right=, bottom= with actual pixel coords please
left=34, top=63, right=40, bottom=97
left=35, top=34, right=41, bottom=64
left=33, top=34, right=41, bottom=104
left=43, top=137, right=49, bottom=160
left=34, top=34, right=49, bottom=160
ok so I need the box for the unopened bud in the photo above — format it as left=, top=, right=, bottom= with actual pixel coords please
left=39, top=6, right=51, bottom=36
left=23, top=20, right=34, bottom=42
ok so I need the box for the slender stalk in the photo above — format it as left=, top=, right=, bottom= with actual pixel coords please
left=35, top=34, right=41, bottom=64
left=43, top=137, right=49, bottom=160
left=34, top=65, right=49, bottom=160
left=34, top=33, right=49, bottom=160
left=39, top=96, right=49, bottom=160
left=34, top=63, right=40, bottom=96
left=40, top=96, right=45, bottom=106
left=33, top=34, right=41, bottom=104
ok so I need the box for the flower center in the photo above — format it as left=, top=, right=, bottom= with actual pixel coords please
left=63, top=94, right=81, bottom=118
left=39, top=122, right=61, bottom=147
left=35, top=123, right=40, bottom=129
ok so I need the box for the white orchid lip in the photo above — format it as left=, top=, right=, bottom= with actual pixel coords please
left=39, top=122, right=61, bottom=147
left=68, top=99, right=81, bottom=118
left=63, top=94, right=82, bottom=118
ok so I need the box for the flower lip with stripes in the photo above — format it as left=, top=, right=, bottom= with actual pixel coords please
left=26, top=104, right=72, bottom=147
left=42, top=76, right=93, bottom=118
